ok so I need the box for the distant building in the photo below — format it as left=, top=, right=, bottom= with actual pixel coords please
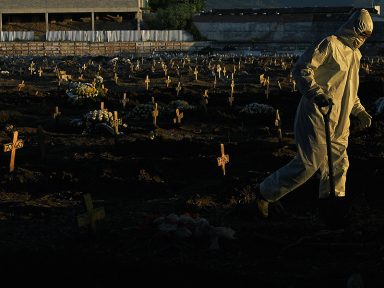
left=0, top=0, right=143, bottom=32
left=193, top=6, right=384, bottom=50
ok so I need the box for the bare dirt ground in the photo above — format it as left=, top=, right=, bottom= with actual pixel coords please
left=0, top=52, right=383, bottom=287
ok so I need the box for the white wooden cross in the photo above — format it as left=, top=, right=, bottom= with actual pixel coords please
left=275, top=109, right=283, bottom=142
left=38, top=67, right=43, bottom=77
left=176, top=82, right=182, bottom=96
left=145, top=75, right=150, bottom=91
left=230, top=79, right=235, bottom=96
left=203, top=89, right=209, bottom=105
left=173, top=108, right=183, bottom=125
left=265, top=76, right=270, bottom=99
left=77, top=193, right=105, bottom=232
left=52, top=106, right=61, bottom=120
left=114, top=73, right=119, bottom=84
left=17, top=80, right=25, bottom=91
left=217, top=65, right=222, bottom=78
left=28, top=61, right=35, bottom=75
left=121, top=93, right=129, bottom=108
left=194, top=67, right=199, bottom=81
left=217, top=144, right=229, bottom=176
left=112, top=111, right=119, bottom=135
left=3, top=131, right=24, bottom=172
left=165, top=76, right=172, bottom=88
left=223, top=66, right=227, bottom=77
left=152, top=103, right=159, bottom=127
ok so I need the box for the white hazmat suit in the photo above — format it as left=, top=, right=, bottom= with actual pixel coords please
left=260, top=9, right=373, bottom=202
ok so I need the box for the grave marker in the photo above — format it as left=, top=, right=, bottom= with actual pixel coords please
left=275, top=109, right=283, bottom=142
left=165, top=76, right=172, bottom=88
left=3, top=131, right=24, bottom=172
left=203, top=89, right=209, bottom=105
left=77, top=193, right=105, bottom=232
left=121, top=93, right=129, bottom=108
left=145, top=75, right=150, bottom=91
left=173, top=108, right=183, bottom=125
left=217, top=144, right=229, bottom=176
left=152, top=103, right=159, bottom=127
left=17, top=80, right=25, bottom=91
left=194, top=67, right=199, bottom=81
left=176, top=82, right=182, bottom=96
left=112, top=111, right=119, bottom=135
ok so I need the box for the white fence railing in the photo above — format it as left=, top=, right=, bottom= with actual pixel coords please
left=0, top=31, right=35, bottom=41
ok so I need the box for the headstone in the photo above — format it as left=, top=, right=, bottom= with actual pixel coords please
left=173, top=108, right=183, bottom=125
left=165, top=76, right=172, bottom=88
left=152, top=103, right=159, bottom=127
left=145, top=75, right=150, bottom=91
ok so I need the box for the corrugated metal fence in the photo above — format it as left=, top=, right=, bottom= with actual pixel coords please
left=0, top=30, right=193, bottom=42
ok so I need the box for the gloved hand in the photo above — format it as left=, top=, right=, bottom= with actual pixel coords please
left=357, top=110, right=372, bottom=129
left=314, top=94, right=332, bottom=108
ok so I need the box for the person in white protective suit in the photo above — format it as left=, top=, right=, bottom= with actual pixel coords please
left=254, top=9, right=374, bottom=218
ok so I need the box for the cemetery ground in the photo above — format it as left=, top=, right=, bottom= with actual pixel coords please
left=0, top=53, right=384, bottom=287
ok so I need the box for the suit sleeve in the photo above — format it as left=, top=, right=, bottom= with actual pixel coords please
left=292, top=38, right=332, bottom=100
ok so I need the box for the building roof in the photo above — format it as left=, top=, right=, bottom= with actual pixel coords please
left=0, top=0, right=141, bottom=14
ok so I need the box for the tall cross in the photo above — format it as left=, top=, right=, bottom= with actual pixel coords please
left=165, top=76, right=172, bottom=88
left=194, top=67, right=199, bottom=81
left=223, top=66, right=227, bottom=77
left=176, top=82, right=182, bottom=96
left=145, top=75, right=150, bottom=91
left=17, top=80, right=25, bottom=91
left=28, top=61, right=35, bottom=75
left=52, top=106, right=61, bottom=121
left=3, top=131, right=24, bottom=172
left=121, top=93, right=129, bottom=108
left=217, top=144, right=229, bottom=176
left=77, top=193, right=105, bottom=232
left=112, top=111, right=119, bottom=135
left=230, top=79, right=235, bottom=96
left=152, top=103, right=159, bottom=127
left=265, top=77, right=270, bottom=100
left=217, top=65, right=222, bottom=78
left=275, top=109, right=283, bottom=142
left=114, top=73, right=119, bottom=84
left=38, top=67, right=43, bottom=77
left=203, top=89, right=209, bottom=105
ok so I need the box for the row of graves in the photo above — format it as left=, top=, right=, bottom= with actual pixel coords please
left=0, top=52, right=384, bottom=284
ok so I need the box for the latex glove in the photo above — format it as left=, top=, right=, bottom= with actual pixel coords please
left=314, top=94, right=332, bottom=108
left=357, top=110, right=372, bottom=129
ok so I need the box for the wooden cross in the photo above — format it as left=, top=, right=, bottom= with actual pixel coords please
left=112, top=111, right=119, bottom=135
left=265, top=77, right=270, bottom=100
left=28, top=61, right=35, bottom=75
left=275, top=109, right=283, bottom=142
left=213, top=75, right=217, bottom=89
left=82, top=63, right=87, bottom=71
left=194, top=67, right=199, bottom=81
left=152, top=103, right=159, bottom=127
left=3, top=131, right=24, bottom=172
left=203, top=89, right=209, bottom=105
left=217, top=65, right=222, bottom=78
left=17, top=80, right=25, bottom=91
left=114, top=73, right=119, bottom=84
left=231, top=79, right=235, bottom=96
left=38, top=67, right=43, bottom=77
left=233, top=65, right=237, bottom=75
left=173, top=108, right=184, bottom=125
left=165, top=76, right=172, bottom=88
left=228, top=94, right=235, bottom=107
left=121, top=93, right=129, bottom=108
left=145, top=75, right=150, bottom=91
left=52, top=106, right=61, bottom=121
left=223, top=66, right=227, bottom=77
left=163, top=66, right=168, bottom=77
left=77, top=193, right=105, bottom=232
left=217, top=143, right=229, bottom=176
left=176, top=82, right=182, bottom=96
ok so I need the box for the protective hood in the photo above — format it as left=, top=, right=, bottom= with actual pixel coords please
left=335, top=9, right=373, bottom=50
